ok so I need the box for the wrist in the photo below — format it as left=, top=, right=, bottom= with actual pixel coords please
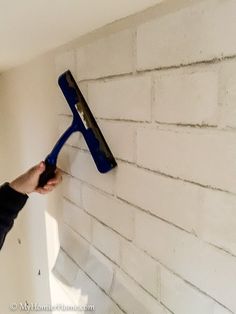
left=9, top=180, right=27, bottom=195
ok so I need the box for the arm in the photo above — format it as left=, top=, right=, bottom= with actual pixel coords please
left=0, top=183, right=28, bottom=249
left=0, top=162, right=62, bottom=250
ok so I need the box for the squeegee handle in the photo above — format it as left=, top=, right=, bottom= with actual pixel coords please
left=37, top=124, right=77, bottom=188
left=37, top=160, right=57, bottom=188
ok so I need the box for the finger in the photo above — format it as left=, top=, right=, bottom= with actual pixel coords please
left=45, top=185, right=54, bottom=192
left=35, top=187, right=49, bottom=194
left=47, top=172, right=62, bottom=185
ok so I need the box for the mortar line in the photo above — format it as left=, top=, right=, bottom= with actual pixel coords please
left=61, top=144, right=236, bottom=196
left=62, top=165, right=236, bottom=257
left=60, top=220, right=233, bottom=313
left=77, top=53, right=236, bottom=84
left=60, top=228, right=171, bottom=313
left=59, top=247, right=126, bottom=314
left=63, top=196, right=132, bottom=242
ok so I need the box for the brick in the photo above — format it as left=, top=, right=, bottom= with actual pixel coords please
left=84, top=246, right=114, bottom=293
left=135, top=211, right=236, bottom=312
left=61, top=175, right=82, bottom=207
left=60, top=224, right=90, bottom=269
left=73, top=269, right=123, bottom=313
left=58, top=145, right=116, bottom=194
left=137, top=128, right=236, bottom=193
left=160, top=267, right=214, bottom=314
left=154, top=69, right=218, bottom=125
left=76, top=30, right=133, bottom=80
left=117, top=162, right=236, bottom=255
left=60, top=224, right=114, bottom=295
left=87, top=75, right=151, bottom=121
left=62, top=199, right=92, bottom=241
left=92, top=220, right=121, bottom=264
left=82, top=186, right=134, bottom=240
left=117, top=162, right=201, bottom=232
left=219, top=59, right=236, bottom=128
left=137, top=0, right=236, bottom=70
left=97, top=120, right=136, bottom=162
left=120, top=240, right=159, bottom=298
left=111, top=269, right=165, bottom=314
left=195, top=189, right=236, bottom=256
left=54, top=250, right=122, bottom=313
left=53, top=248, right=78, bottom=285
left=213, top=304, right=232, bottom=314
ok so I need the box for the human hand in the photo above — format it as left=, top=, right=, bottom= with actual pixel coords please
left=9, top=162, right=62, bottom=195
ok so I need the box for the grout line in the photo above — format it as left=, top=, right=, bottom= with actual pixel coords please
left=61, top=144, right=236, bottom=198
left=63, top=196, right=132, bottom=242
left=60, top=227, right=169, bottom=313
left=60, top=221, right=233, bottom=314
left=62, top=166, right=236, bottom=258
left=77, top=53, right=236, bottom=84
left=59, top=247, right=127, bottom=314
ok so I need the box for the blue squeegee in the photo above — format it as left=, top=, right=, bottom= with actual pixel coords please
left=38, top=70, right=117, bottom=187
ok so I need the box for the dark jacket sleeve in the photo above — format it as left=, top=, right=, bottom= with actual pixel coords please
left=0, top=183, right=28, bottom=249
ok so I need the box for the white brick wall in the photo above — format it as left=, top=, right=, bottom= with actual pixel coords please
left=135, top=211, right=236, bottom=312
left=87, top=76, right=151, bottom=121
left=54, top=1, right=236, bottom=313
left=76, top=30, right=133, bottom=80
left=137, top=0, right=236, bottom=70
left=154, top=68, right=219, bottom=125
left=137, top=128, right=236, bottom=193
left=82, top=186, right=134, bottom=240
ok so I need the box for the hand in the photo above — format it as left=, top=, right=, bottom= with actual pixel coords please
left=9, top=162, right=62, bottom=195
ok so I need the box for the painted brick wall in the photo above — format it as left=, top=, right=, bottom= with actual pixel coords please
left=53, top=1, right=236, bottom=313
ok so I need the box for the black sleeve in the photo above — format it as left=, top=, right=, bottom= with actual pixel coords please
left=0, top=183, right=28, bottom=249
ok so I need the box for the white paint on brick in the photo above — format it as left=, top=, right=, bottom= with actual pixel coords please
left=137, top=128, right=236, bottom=193
left=60, top=224, right=90, bottom=270
left=52, top=2, right=236, bottom=313
left=92, top=220, right=121, bottom=264
left=82, top=186, right=134, bottom=240
left=62, top=175, right=83, bottom=208
left=116, top=162, right=201, bottom=232
left=74, top=269, right=123, bottom=314
left=76, top=30, right=133, bottom=80
left=213, top=303, right=233, bottom=314
left=55, top=250, right=123, bottom=313
left=135, top=211, right=236, bottom=312
left=62, top=199, right=92, bottom=241
left=111, top=269, right=165, bottom=314
left=160, top=266, right=214, bottom=314
left=84, top=246, right=114, bottom=293
left=219, top=59, right=236, bottom=128
left=60, top=225, right=115, bottom=297
left=53, top=249, right=78, bottom=286
left=58, top=145, right=116, bottom=194
left=120, top=240, right=159, bottom=298
left=87, top=75, right=152, bottom=121
left=195, top=189, right=236, bottom=256
left=137, top=0, right=236, bottom=70
left=97, top=120, right=136, bottom=162
left=116, top=162, right=236, bottom=255
left=154, top=69, right=218, bottom=125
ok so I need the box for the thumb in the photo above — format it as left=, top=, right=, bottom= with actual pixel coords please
left=35, top=161, right=46, bottom=174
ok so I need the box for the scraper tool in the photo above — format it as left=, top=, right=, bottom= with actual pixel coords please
left=38, top=70, right=117, bottom=187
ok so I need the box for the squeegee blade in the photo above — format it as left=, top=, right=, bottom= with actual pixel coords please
left=58, top=70, right=117, bottom=173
